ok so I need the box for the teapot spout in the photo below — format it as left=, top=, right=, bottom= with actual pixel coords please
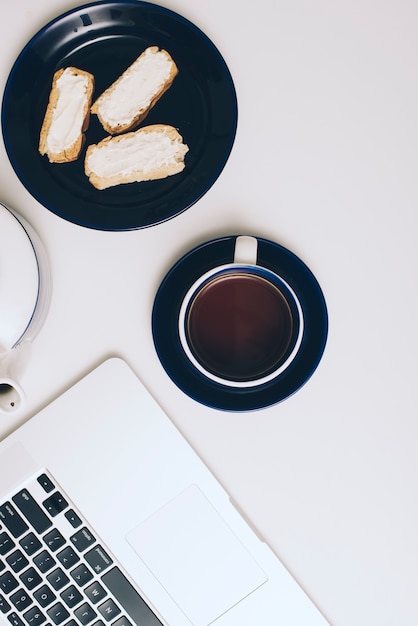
left=0, top=341, right=31, bottom=413
left=0, top=379, right=25, bottom=412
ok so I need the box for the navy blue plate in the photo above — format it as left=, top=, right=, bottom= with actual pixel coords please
left=2, top=1, right=237, bottom=231
left=152, top=236, right=328, bottom=411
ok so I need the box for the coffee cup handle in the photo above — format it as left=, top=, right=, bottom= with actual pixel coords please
left=233, top=236, right=258, bottom=265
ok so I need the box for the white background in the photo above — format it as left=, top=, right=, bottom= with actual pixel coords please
left=1, top=1, right=417, bottom=624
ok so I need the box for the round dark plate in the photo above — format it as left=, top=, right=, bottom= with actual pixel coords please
left=1, top=1, right=237, bottom=230
left=152, top=236, right=328, bottom=411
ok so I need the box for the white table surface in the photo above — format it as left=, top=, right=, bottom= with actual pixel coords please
left=1, top=1, right=417, bottom=625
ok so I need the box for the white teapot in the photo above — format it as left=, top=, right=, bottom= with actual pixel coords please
left=0, top=203, right=50, bottom=413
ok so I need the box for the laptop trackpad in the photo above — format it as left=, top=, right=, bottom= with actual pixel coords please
left=126, top=484, right=267, bottom=625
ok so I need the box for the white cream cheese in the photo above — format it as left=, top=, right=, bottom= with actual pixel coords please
left=96, top=49, right=174, bottom=127
left=86, top=128, right=188, bottom=179
left=46, top=69, right=89, bottom=153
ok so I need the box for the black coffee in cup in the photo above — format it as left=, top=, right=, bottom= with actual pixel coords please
left=185, top=271, right=295, bottom=382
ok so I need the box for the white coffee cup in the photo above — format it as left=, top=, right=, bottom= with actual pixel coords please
left=178, top=236, right=304, bottom=388
left=0, top=203, right=51, bottom=413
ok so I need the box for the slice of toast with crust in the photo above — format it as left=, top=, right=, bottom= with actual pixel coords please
left=91, top=47, right=178, bottom=135
left=39, top=67, right=94, bottom=163
left=84, top=124, right=189, bottom=189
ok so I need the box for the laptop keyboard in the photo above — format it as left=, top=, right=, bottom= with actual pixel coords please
left=0, top=471, right=162, bottom=626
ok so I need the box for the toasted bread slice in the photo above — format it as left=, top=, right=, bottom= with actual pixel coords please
left=39, top=67, right=94, bottom=163
left=84, top=124, right=189, bottom=190
left=91, top=46, right=178, bottom=134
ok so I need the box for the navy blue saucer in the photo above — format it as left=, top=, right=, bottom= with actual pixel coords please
left=152, top=236, right=328, bottom=411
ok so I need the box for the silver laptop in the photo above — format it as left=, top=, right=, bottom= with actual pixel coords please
left=0, top=357, right=329, bottom=626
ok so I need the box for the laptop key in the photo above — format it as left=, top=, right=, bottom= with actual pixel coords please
left=0, top=570, right=19, bottom=593
left=97, top=599, right=120, bottom=622
left=70, top=528, right=95, bottom=553
left=46, top=602, right=70, bottom=625
left=56, top=546, right=79, bottom=570
left=19, top=567, right=42, bottom=591
left=33, top=584, right=56, bottom=608
left=12, top=490, right=52, bottom=535
left=74, top=602, right=97, bottom=625
left=6, top=549, right=29, bottom=573
left=23, top=606, right=46, bottom=626
left=46, top=568, right=69, bottom=591
left=19, top=533, right=42, bottom=557
left=0, top=593, right=12, bottom=613
left=0, top=504, right=29, bottom=539
left=0, top=592, right=11, bottom=613
left=43, top=530, right=66, bottom=553
left=59, top=584, right=82, bottom=608
left=70, top=564, right=93, bottom=587
left=65, top=511, right=82, bottom=529
left=112, top=617, right=132, bottom=626
left=84, top=581, right=106, bottom=605
left=33, top=551, right=56, bottom=574
left=10, top=588, right=32, bottom=611
left=0, top=531, right=15, bottom=555
left=37, top=475, right=55, bottom=494
left=84, top=547, right=112, bottom=575
left=8, top=611, right=25, bottom=626
left=101, top=567, right=162, bottom=625
left=42, top=494, right=68, bottom=518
